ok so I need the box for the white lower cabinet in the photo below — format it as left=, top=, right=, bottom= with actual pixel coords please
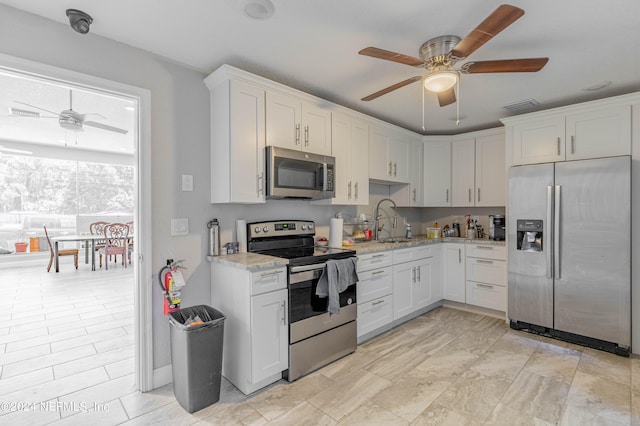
left=357, top=251, right=393, bottom=340
left=465, top=244, right=507, bottom=311
left=443, top=243, right=465, bottom=303
left=211, top=264, right=288, bottom=395
left=392, top=247, right=439, bottom=321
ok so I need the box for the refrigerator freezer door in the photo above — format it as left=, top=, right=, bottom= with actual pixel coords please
left=554, top=156, right=631, bottom=346
left=508, top=163, right=555, bottom=328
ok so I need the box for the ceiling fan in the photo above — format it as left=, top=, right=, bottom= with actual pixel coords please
left=10, top=90, right=128, bottom=134
left=359, top=4, right=548, bottom=107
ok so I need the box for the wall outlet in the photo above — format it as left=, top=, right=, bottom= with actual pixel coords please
left=181, top=174, right=193, bottom=192
left=171, top=218, right=189, bottom=236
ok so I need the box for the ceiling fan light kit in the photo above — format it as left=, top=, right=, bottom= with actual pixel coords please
left=66, top=9, right=93, bottom=34
left=358, top=3, right=548, bottom=115
left=423, top=71, right=458, bottom=93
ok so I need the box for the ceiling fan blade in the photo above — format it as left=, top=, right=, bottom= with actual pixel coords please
left=461, top=58, right=549, bottom=73
left=450, top=4, right=524, bottom=60
left=13, top=101, right=60, bottom=116
left=437, top=87, right=456, bottom=107
left=83, top=121, right=129, bottom=134
left=361, top=76, right=422, bottom=101
left=78, top=112, right=107, bottom=121
left=359, top=47, right=424, bottom=67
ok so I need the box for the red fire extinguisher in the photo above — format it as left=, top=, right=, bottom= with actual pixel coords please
left=158, top=260, right=185, bottom=315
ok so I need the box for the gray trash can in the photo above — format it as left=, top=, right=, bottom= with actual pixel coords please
left=169, top=305, right=225, bottom=413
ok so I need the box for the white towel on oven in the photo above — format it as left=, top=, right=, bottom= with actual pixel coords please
left=316, top=258, right=358, bottom=314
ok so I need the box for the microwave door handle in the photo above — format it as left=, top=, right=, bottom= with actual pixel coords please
left=323, top=163, right=328, bottom=191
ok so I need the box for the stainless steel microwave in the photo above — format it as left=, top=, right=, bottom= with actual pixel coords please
left=265, top=146, right=335, bottom=200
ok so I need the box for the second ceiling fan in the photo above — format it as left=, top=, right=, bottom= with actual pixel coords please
left=359, top=4, right=548, bottom=107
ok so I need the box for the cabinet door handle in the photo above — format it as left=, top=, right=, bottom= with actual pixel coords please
left=372, top=299, right=385, bottom=306
left=354, top=182, right=359, bottom=200
left=475, top=245, right=493, bottom=250
left=304, top=125, right=309, bottom=146
left=446, top=189, right=449, bottom=203
left=477, top=188, right=480, bottom=203
left=393, top=162, right=397, bottom=176
left=477, top=283, right=494, bottom=289
left=412, top=267, right=416, bottom=283
left=413, top=188, right=416, bottom=202
left=416, top=266, right=421, bottom=282
left=260, top=270, right=283, bottom=277
left=468, top=188, right=471, bottom=203
left=372, top=270, right=386, bottom=275
left=281, top=301, right=286, bottom=325
left=557, top=137, right=561, bottom=156
left=372, top=254, right=386, bottom=258
left=295, top=124, right=300, bottom=145
left=458, top=248, right=461, bottom=263
left=348, top=181, right=352, bottom=199
left=477, top=259, right=494, bottom=264
left=571, top=135, right=575, bottom=154
left=257, top=173, right=263, bottom=195
left=388, top=161, right=393, bottom=176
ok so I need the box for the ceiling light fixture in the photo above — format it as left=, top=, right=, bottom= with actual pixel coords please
left=66, top=9, right=93, bottom=34
left=423, top=71, right=458, bottom=93
left=243, top=0, right=275, bottom=20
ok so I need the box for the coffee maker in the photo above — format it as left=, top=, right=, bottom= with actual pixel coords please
left=489, top=215, right=505, bottom=241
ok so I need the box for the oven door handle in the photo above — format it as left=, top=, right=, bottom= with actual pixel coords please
left=289, top=263, right=327, bottom=274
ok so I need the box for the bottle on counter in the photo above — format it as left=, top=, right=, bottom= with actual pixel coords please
left=405, top=223, right=412, bottom=239
left=208, top=218, right=220, bottom=256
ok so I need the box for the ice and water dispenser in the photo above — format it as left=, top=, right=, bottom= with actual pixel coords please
left=516, top=220, right=543, bottom=252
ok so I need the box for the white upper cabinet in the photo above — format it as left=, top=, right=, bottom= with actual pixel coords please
left=423, top=139, right=451, bottom=207
left=315, top=112, right=369, bottom=205
left=208, top=78, right=266, bottom=204
left=369, top=125, right=410, bottom=183
left=266, top=91, right=331, bottom=156
left=451, top=139, right=475, bottom=207
left=474, top=132, right=506, bottom=207
left=505, top=98, right=632, bottom=165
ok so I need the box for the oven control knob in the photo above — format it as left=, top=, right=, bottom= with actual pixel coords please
left=301, top=225, right=307, bottom=230
left=263, top=226, right=269, bottom=233
left=254, top=226, right=261, bottom=233
left=347, top=298, right=353, bottom=305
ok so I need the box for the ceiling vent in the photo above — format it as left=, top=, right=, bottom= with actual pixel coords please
left=502, top=98, right=540, bottom=113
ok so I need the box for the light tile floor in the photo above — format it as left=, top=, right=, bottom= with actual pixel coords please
left=1, top=260, right=639, bottom=425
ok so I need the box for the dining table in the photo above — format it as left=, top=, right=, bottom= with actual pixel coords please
left=50, top=234, right=132, bottom=272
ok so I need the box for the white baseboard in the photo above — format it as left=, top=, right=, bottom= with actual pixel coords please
left=152, top=364, right=173, bottom=390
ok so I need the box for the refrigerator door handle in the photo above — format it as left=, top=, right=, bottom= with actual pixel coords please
left=554, top=185, right=561, bottom=280
left=546, top=185, right=553, bottom=279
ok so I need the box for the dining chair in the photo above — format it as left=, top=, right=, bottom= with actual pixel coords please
left=44, top=225, right=78, bottom=272
left=126, top=221, right=134, bottom=264
left=89, top=221, right=109, bottom=252
left=98, top=223, right=129, bottom=270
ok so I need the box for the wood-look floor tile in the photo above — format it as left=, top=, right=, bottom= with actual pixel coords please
left=49, top=327, right=125, bottom=352
left=318, top=347, right=383, bottom=380
left=337, top=400, right=408, bottom=425
left=500, top=369, right=571, bottom=424
left=2, top=344, right=96, bottom=378
left=6, top=328, right=86, bottom=352
left=361, top=328, right=411, bottom=355
left=119, top=383, right=175, bottom=419
left=269, top=401, right=336, bottom=425
left=0, top=398, right=61, bottom=426
left=47, top=398, right=130, bottom=425
left=104, top=357, right=135, bottom=380
left=119, top=399, right=196, bottom=425
left=58, top=373, right=137, bottom=418
left=0, top=342, right=51, bottom=366
left=0, top=367, right=54, bottom=396
left=564, top=370, right=631, bottom=425
left=363, top=345, right=429, bottom=382
left=193, top=400, right=267, bottom=426
left=406, top=328, right=457, bottom=355
left=53, top=345, right=133, bottom=378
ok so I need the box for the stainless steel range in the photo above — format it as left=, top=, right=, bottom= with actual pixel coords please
left=247, top=220, right=357, bottom=381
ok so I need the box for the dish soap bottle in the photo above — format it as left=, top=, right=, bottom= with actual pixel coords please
left=405, top=223, right=412, bottom=239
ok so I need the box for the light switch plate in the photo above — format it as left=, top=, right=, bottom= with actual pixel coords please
left=171, top=218, right=189, bottom=236
left=181, top=174, right=193, bottom=192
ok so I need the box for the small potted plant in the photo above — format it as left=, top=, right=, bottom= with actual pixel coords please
left=14, top=229, right=28, bottom=253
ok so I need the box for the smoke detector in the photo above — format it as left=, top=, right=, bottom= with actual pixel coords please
left=243, top=0, right=275, bottom=20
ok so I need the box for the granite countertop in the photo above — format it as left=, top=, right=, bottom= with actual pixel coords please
left=208, top=235, right=505, bottom=270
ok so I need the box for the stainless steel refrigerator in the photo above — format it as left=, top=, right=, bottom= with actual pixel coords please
left=508, top=156, right=631, bottom=355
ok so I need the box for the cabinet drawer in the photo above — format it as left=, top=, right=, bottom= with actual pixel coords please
left=466, top=258, right=506, bottom=286
left=357, top=296, right=393, bottom=337
left=251, top=268, right=287, bottom=295
left=393, top=245, right=433, bottom=264
left=465, top=244, right=506, bottom=260
left=357, top=267, right=392, bottom=304
left=466, top=281, right=506, bottom=312
left=358, top=251, right=393, bottom=271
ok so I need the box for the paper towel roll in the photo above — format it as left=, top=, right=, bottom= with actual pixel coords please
left=236, top=219, right=247, bottom=253
left=329, top=218, right=343, bottom=248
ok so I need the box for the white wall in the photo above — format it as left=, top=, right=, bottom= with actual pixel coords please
left=0, top=4, right=211, bottom=371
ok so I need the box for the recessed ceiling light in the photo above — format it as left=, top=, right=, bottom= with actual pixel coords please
left=243, top=0, right=275, bottom=20
left=582, top=81, right=612, bottom=91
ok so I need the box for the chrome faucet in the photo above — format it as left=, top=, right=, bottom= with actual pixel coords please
left=374, top=198, right=397, bottom=240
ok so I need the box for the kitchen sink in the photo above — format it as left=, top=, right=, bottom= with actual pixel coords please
left=378, top=238, right=412, bottom=243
